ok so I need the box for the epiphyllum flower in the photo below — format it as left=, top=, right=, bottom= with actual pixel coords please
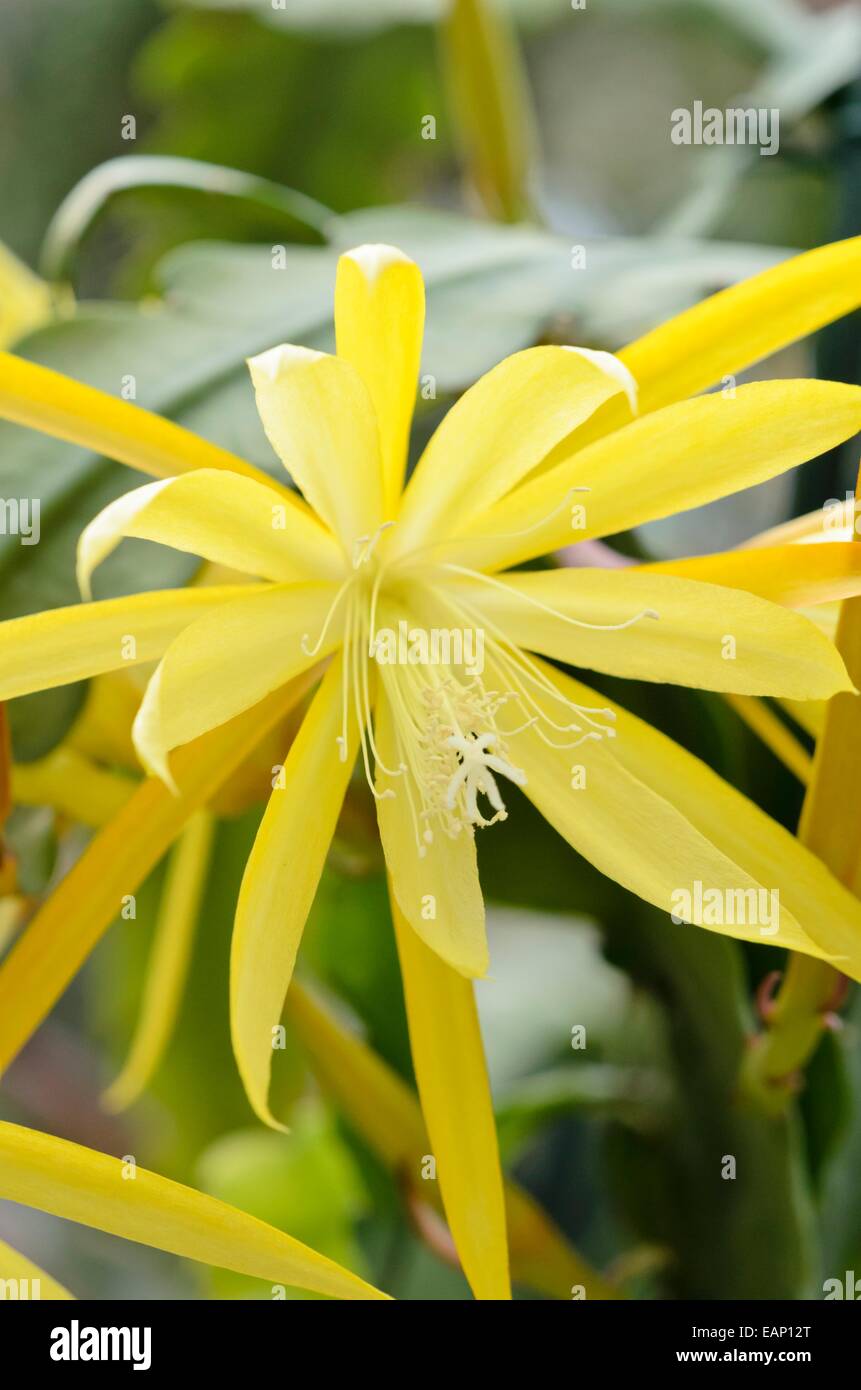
left=4, top=239, right=861, bottom=1300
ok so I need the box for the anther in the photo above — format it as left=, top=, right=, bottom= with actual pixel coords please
left=353, top=519, right=395, bottom=570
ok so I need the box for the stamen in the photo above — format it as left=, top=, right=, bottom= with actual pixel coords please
left=322, top=504, right=650, bottom=857
left=353, top=519, right=395, bottom=570
left=336, top=591, right=354, bottom=762
left=346, top=599, right=391, bottom=799
left=357, top=603, right=403, bottom=781
left=302, top=576, right=353, bottom=657
left=437, top=563, right=660, bottom=634
left=451, top=589, right=615, bottom=738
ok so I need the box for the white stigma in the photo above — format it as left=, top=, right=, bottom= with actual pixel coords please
left=444, top=731, right=526, bottom=830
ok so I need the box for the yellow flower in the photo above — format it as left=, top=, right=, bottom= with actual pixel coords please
left=3, top=235, right=861, bottom=1299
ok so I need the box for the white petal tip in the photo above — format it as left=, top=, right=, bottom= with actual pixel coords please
left=563, top=346, right=639, bottom=414
left=247, top=343, right=324, bottom=383
left=341, top=243, right=414, bottom=282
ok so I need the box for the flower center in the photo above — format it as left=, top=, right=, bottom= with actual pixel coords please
left=300, top=525, right=658, bottom=861
left=384, top=666, right=528, bottom=851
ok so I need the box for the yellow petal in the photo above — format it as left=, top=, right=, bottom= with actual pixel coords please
left=103, top=810, right=215, bottom=1112
left=510, top=657, right=861, bottom=973
left=12, top=747, right=134, bottom=827
left=68, top=670, right=147, bottom=772
left=132, top=583, right=343, bottom=784
left=248, top=345, right=384, bottom=553
left=780, top=696, right=826, bottom=741
left=0, top=1122, right=388, bottom=1300
left=742, top=506, right=852, bottom=549
left=394, top=345, right=637, bottom=559
left=0, top=350, right=285, bottom=488
left=0, top=1235, right=74, bottom=1300
left=287, top=981, right=426, bottom=1167
left=0, top=245, right=52, bottom=347
left=0, top=678, right=311, bottom=1078
left=451, top=568, right=852, bottom=698
left=645, top=542, right=861, bottom=608
left=453, top=380, right=861, bottom=571
left=286, top=980, right=618, bottom=1299
left=391, top=892, right=510, bottom=1300
left=77, top=469, right=341, bottom=600
left=0, top=584, right=259, bottom=702
left=800, top=597, right=861, bottom=894
left=441, top=0, right=536, bottom=222
left=621, top=235, right=861, bottom=415
left=231, top=656, right=355, bottom=1128
left=335, top=245, right=424, bottom=513
left=374, top=684, right=488, bottom=977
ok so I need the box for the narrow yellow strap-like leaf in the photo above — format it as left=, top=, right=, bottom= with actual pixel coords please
left=741, top=506, right=850, bottom=549
left=286, top=983, right=426, bottom=1168
left=390, top=891, right=510, bottom=1300
left=248, top=346, right=384, bottom=555
left=799, top=595, right=861, bottom=892
left=724, top=694, right=812, bottom=786
left=68, top=671, right=148, bottom=772
left=0, top=1235, right=74, bottom=1300
left=741, top=508, right=861, bottom=1100
left=0, top=676, right=313, bottom=1078
left=620, top=234, right=861, bottom=415
left=645, top=541, right=861, bottom=609
left=0, top=350, right=288, bottom=489
left=0, top=1122, right=388, bottom=1300
left=286, top=981, right=619, bottom=1299
left=231, top=656, right=355, bottom=1128
left=780, top=695, right=826, bottom=741
left=78, top=470, right=341, bottom=600
left=441, top=0, right=536, bottom=223
left=12, top=746, right=135, bottom=828
left=335, top=245, right=424, bottom=515
left=103, top=810, right=215, bottom=1112
left=0, top=583, right=262, bottom=703
left=452, top=380, right=861, bottom=572
left=0, top=245, right=52, bottom=347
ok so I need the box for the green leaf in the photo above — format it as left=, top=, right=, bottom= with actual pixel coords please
left=41, top=156, right=335, bottom=285
left=195, top=1105, right=368, bottom=1299
left=497, top=1063, right=671, bottom=1157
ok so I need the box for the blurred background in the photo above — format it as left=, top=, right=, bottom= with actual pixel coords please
left=1, top=0, right=860, bottom=1299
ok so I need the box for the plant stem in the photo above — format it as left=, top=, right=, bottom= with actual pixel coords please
left=741, top=554, right=861, bottom=1111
